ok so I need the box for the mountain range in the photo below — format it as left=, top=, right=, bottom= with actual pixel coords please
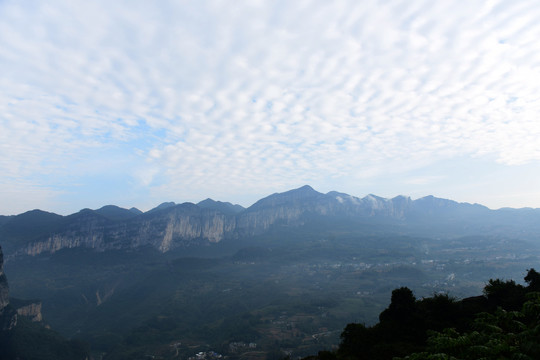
left=1, top=185, right=540, bottom=257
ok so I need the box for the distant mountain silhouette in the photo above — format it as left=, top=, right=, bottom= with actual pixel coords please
left=197, top=198, right=245, bottom=215
left=95, top=205, right=140, bottom=221
left=1, top=185, right=539, bottom=256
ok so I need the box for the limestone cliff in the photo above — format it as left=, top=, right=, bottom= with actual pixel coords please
left=15, top=301, right=43, bottom=322
left=4, top=185, right=540, bottom=257
left=236, top=186, right=413, bottom=235
left=0, top=247, right=8, bottom=311
left=0, top=246, right=17, bottom=331
left=237, top=186, right=325, bottom=234
left=17, top=203, right=238, bottom=255
left=136, top=205, right=237, bottom=252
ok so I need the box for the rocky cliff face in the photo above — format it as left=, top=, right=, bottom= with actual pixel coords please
left=2, top=185, right=540, bottom=257
left=0, top=247, right=9, bottom=313
left=135, top=205, right=237, bottom=252
left=237, top=186, right=325, bottom=234
left=0, top=247, right=9, bottom=311
left=236, top=186, right=416, bottom=234
left=0, top=246, right=17, bottom=331
left=17, top=204, right=238, bottom=256
left=16, top=302, right=42, bottom=322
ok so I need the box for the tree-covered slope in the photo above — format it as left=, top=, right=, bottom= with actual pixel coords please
left=306, top=269, right=540, bottom=360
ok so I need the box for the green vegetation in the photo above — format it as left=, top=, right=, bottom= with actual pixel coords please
left=401, top=301, right=540, bottom=360
left=306, top=269, right=540, bottom=360
left=4, top=233, right=540, bottom=359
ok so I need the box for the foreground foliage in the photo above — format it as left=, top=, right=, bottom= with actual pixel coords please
left=399, top=293, right=540, bottom=360
left=307, top=269, right=540, bottom=360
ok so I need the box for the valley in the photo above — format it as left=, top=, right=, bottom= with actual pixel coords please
left=2, top=186, right=540, bottom=359
left=4, top=233, right=539, bottom=359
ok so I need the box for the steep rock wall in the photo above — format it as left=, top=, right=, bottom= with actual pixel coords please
left=0, top=246, right=8, bottom=311
left=17, top=205, right=238, bottom=255
left=0, top=246, right=17, bottom=331
left=16, top=302, right=42, bottom=322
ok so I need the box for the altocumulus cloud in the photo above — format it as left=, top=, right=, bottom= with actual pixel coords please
left=1, top=0, right=540, bottom=214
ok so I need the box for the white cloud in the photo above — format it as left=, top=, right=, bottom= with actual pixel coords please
left=1, top=0, right=540, bottom=213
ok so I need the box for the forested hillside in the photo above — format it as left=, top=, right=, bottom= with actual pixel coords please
left=306, top=269, right=540, bottom=360
left=2, top=187, right=540, bottom=359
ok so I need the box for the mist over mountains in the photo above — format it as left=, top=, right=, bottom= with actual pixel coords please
left=1, top=185, right=540, bottom=257
left=2, top=186, right=540, bottom=359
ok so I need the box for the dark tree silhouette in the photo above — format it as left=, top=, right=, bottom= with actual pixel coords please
left=524, top=268, right=540, bottom=291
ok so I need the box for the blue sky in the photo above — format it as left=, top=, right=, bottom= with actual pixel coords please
left=1, top=0, right=540, bottom=215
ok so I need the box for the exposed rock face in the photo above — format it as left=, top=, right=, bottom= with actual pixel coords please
left=16, top=302, right=42, bottom=322
left=237, top=185, right=328, bottom=234
left=3, top=185, right=540, bottom=257
left=137, top=205, right=237, bottom=252
left=0, top=246, right=17, bottom=331
left=236, top=186, right=416, bottom=234
left=17, top=204, right=238, bottom=255
left=0, top=247, right=8, bottom=310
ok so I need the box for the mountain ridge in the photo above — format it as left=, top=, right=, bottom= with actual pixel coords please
left=1, top=185, right=540, bottom=257
left=0, top=186, right=527, bottom=219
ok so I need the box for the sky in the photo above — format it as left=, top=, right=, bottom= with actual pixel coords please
left=1, top=0, right=540, bottom=215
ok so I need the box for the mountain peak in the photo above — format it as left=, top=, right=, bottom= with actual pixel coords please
left=129, top=207, right=143, bottom=215
left=147, top=202, right=176, bottom=214
left=247, top=185, right=323, bottom=210
left=3, top=186, right=540, bottom=257
left=363, top=194, right=388, bottom=203
left=197, top=199, right=245, bottom=215
left=282, top=185, right=321, bottom=197
left=95, top=205, right=141, bottom=221
left=414, top=195, right=457, bottom=207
